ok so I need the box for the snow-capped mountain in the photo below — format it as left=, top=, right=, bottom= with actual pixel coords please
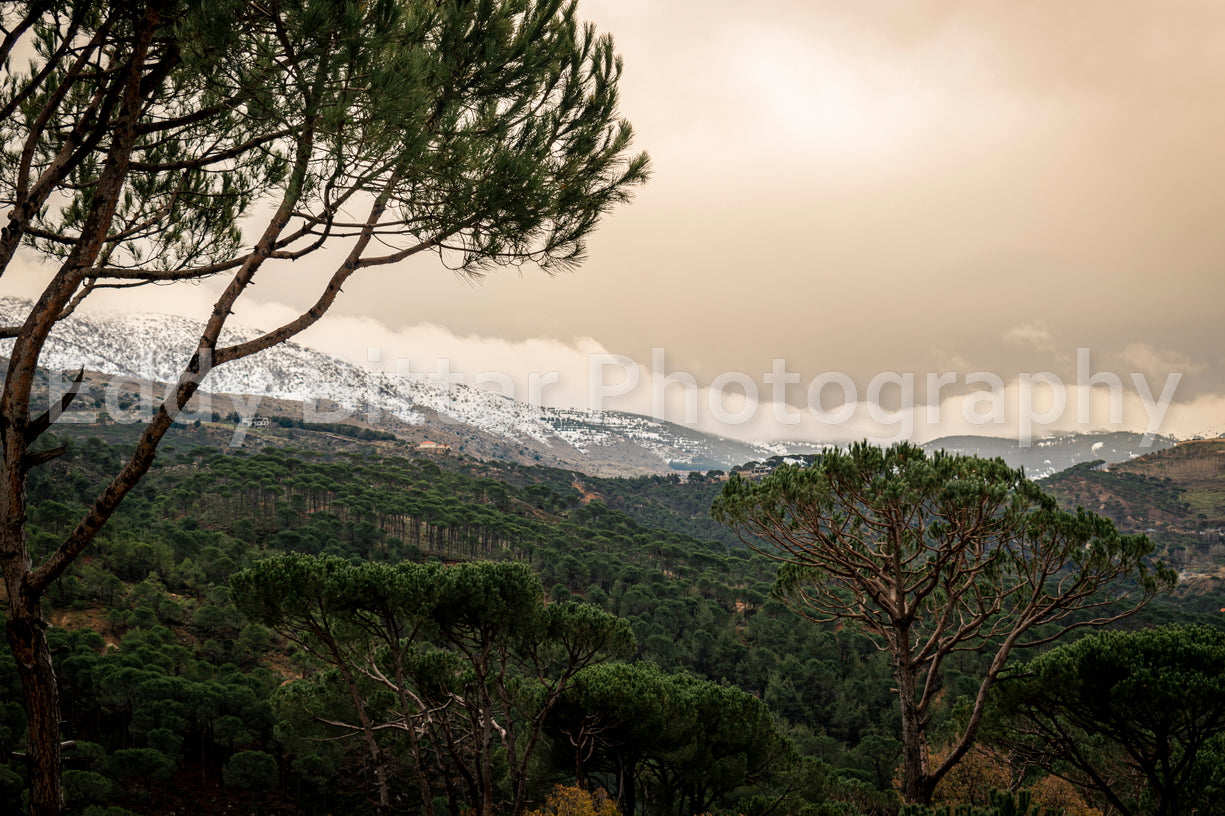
left=0, top=298, right=1180, bottom=477
left=0, top=298, right=776, bottom=474
left=920, top=433, right=1177, bottom=479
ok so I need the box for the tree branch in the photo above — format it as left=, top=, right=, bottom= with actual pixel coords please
left=24, top=368, right=84, bottom=447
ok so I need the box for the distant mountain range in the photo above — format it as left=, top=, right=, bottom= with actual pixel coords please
left=0, top=298, right=1182, bottom=477
left=919, top=432, right=1177, bottom=479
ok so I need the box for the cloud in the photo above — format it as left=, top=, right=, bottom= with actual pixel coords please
left=19, top=283, right=1223, bottom=447
left=1163, top=391, right=1225, bottom=440
left=217, top=301, right=618, bottom=415
left=1121, top=342, right=1205, bottom=377
left=1003, top=321, right=1055, bottom=349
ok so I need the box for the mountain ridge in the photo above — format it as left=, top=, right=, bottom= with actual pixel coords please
left=0, top=297, right=1181, bottom=477
left=0, top=298, right=783, bottom=475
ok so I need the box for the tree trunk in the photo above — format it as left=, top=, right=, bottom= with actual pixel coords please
left=574, top=741, right=585, bottom=790
left=616, top=755, right=637, bottom=816
left=477, top=709, right=496, bottom=816
left=4, top=426, right=63, bottom=816
left=895, top=651, right=933, bottom=804
left=8, top=606, right=63, bottom=816
left=331, top=659, right=389, bottom=811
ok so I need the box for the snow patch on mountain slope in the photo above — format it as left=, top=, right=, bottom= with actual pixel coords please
left=0, top=298, right=776, bottom=468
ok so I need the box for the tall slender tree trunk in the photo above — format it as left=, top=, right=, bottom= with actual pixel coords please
left=7, top=603, right=62, bottom=816
left=330, top=657, right=389, bottom=810
left=3, top=422, right=63, bottom=816
left=477, top=707, right=496, bottom=816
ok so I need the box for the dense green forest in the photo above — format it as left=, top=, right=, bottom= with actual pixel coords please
left=3, top=430, right=1224, bottom=815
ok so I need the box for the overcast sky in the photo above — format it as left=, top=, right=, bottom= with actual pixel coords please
left=14, top=0, right=1225, bottom=444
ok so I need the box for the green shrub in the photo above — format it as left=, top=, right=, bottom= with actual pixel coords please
left=63, top=769, right=112, bottom=806
left=223, top=750, right=279, bottom=790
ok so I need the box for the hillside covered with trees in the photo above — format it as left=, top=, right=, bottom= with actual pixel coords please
left=1039, top=440, right=1225, bottom=573
left=1, top=426, right=1221, bottom=815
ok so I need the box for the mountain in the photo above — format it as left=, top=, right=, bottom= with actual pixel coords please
left=1041, top=438, right=1225, bottom=525
left=0, top=298, right=781, bottom=475
left=921, top=432, right=1177, bottom=479
left=0, top=298, right=1185, bottom=477
left=1039, top=438, right=1225, bottom=570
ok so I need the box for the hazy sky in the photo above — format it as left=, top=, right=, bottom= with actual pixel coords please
left=14, top=0, right=1225, bottom=443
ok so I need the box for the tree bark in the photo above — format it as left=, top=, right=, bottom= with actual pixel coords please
left=2, top=355, right=64, bottom=816
left=893, top=617, right=940, bottom=805
left=896, top=653, right=931, bottom=804
left=7, top=605, right=62, bottom=816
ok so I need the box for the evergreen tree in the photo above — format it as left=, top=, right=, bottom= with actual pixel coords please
left=0, top=2, right=646, bottom=812
left=713, top=441, right=1175, bottom=804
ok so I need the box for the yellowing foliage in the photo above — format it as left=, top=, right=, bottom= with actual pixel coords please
left=526, top=785, right=621, bottom=816
left=1028, top=774, right=1103, bottom=816
left=926, top=744, right=1101, bottom=816
left=930, top=745, right=1018, bottom=805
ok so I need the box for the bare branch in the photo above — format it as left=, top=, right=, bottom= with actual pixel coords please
left=24, top=368, right=84, bottom=447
